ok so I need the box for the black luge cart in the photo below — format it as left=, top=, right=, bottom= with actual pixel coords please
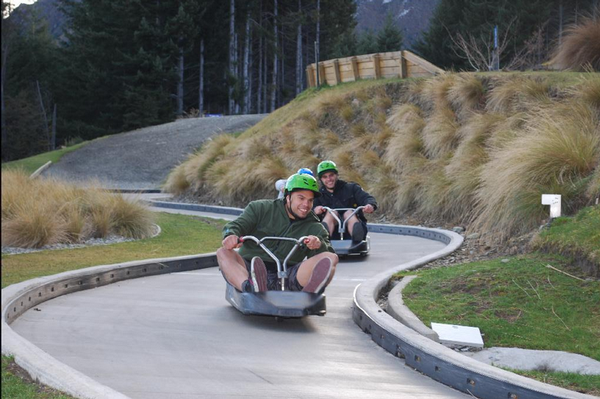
left=322, top=206, right=370, bottom=256
left=225, top=235, right=326, bottom=318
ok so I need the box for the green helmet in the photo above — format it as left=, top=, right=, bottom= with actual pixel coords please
left=285, top=173, right=321, bottom=197
left=317, top=160, right=338, bottom=178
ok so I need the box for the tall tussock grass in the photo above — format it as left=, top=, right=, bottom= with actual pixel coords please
left=471, top=102, right=600, bottom=240
left=164, top=134, right=236, bottom=195
left=2, top=170, right=155, bottom=248
left=447, top=73, right=486, bottom=119
left=552, top=16, right=600, bottom=71
left=422, top=107, right=460, bottom=159
left=572, top=74, right=600, bottom=110
left=486, top=75, right=552, bottom=114
left=166, top=72, right=599, bottom=245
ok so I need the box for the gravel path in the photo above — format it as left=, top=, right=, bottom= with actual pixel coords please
left=43, top=114, right=267, bottom=190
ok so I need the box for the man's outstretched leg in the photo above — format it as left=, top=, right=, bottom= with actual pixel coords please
left=344, top=210, right=366, bottom=241
left=217, top=248, right=267, bottom=293
left=296, top=252, right=338, bottom=293
left=322, top=211, right=339, bottom=236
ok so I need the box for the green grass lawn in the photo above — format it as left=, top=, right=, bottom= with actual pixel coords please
left=509, top=368, right=600, bottom=396
left=2, top=356, right=73, bottom=399
left=398, top=253, right=600, bottom=395
left=532, top=205, right=600, bottom=274
left=2, top=211, right=227, bottom=397
left=2, top=212, right=227, bottom=288
left=1, top=141, right=89, bottom=175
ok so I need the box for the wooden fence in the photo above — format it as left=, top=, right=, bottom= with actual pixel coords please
left=305, top=50, right=444, bottom=87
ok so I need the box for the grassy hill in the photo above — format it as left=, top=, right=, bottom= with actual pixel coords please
left=164, top=72, right=600, bottom=253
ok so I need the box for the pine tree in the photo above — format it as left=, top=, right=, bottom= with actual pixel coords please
left=357, top=29, right=378, bottom=55
left=3, top=6, right=58, bottom=160
left=376, top=13, right=404, bottom=52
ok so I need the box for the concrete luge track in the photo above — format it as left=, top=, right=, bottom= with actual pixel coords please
left=4, top=203, right=470, bottom=399
left=3, top=202, right=590, bottom=398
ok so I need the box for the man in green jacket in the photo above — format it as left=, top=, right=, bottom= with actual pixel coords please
left=217, top=173, right=338, bottom=293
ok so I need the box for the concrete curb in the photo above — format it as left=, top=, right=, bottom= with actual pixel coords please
left=149, top=200, right=243, bottom=216
left=353, top=224, right=593, bottom=399
left=386, top=276, right=439, bottom=342
left=2, top=253, right=218, bottom=399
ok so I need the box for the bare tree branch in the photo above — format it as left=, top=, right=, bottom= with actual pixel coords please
left=446, top=17, right=517, bottom=71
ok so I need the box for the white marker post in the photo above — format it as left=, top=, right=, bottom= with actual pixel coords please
left=541, top=194, right=561, bottom=219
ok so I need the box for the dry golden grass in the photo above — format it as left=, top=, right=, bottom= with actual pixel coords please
left=311, top=128, right=340, bottom=156
left=163, top=133, right=237, bottom=195
left=2, top=200, right=66, bottom=248
left=351, top=122, right=368, bottom=138
left=403, top=78, right=428, bottom=108
left=370, top=168, right=401, bottom=214
left=372, top=125, right=394, bottom=155
left=486, top=75, right=551, bottom=114
left=472, top=102, right=600, bottom=240
left=443, top=114, right=504, bottom=219
left=109, top=195, right=155, bottom=238
left=552, top=16, right=600, bottom=71
left=385, top=104, right=426, bottom=171
left=163, top=163, right=190, bottom=195
left=447, top=73, right=486, bottom=119
left=416, top=158, right=453, bottom=218
left=166, top=74, right=598, bottom=244
left=1, top=169, right=31, bottom=221
left=421, top=74, right=455, bottom=111
left=485, top=112, right=527, bottom=150
left=1, top=170, right=154, bottom=248
left=59, top=199, right=91, bottom=243
left=422, top=107, right=460, bottom=159
left=240, top=135, right=274, bottom=161
left=340, top=103, right=355, bottom=122
left=572, top=74, right=600, bottom=110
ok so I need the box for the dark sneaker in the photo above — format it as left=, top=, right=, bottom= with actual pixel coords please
left=250, top=257, right=268, bottom=292
left=352, top=223, right=367, bottom=241
left=302, top=258, right=332, bottom=293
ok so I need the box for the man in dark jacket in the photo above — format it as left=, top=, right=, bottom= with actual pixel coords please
left=313, top=160, right=377, bottom=241
left=218, top=173, right=338, bottom=293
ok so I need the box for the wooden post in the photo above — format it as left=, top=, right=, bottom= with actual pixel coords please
left=306, top=65, right=315, bottom=88
left=318, top=62, right=326, bottom=85
left=397, top=51, right=408, bottom=79
left=350, top=56, right=359, bottom=81
left=372, top=54, right=381, bottom=79
left=332, top=59, right=341, bottom=85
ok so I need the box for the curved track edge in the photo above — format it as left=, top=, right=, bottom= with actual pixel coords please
left=353, top=224, right=592, bottom=399
left=2, top=253, right=217, bottom=399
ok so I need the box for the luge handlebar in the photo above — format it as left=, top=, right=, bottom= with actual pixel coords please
left=239, top=235, right=310, bottom=291
left=321, top=206, right=366, bottom=238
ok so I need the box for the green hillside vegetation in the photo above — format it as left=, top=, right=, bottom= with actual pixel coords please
left=532, top=205, right=600, bottom=277
left=165, top=72, right=600, bottom=246
left=1, top=141, right=88, bottom=175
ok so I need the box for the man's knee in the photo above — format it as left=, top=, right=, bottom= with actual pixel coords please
left=324, top=251, right=338, bottom=265
left=216, top=247, right=235, bottom=270
left=216, top=247, right=226, bottom=260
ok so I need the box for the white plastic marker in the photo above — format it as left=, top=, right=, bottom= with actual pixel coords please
left=541, top=194, right=561, bottom=218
